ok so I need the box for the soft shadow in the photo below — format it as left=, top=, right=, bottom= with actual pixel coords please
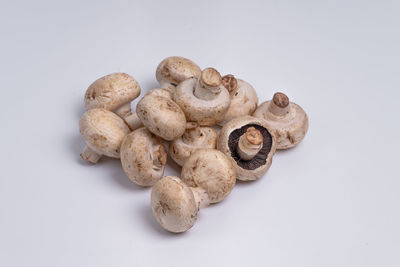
left=138, top=204, right=187, bottom=237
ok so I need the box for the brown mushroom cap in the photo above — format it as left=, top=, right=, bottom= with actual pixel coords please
left=169, top=126, right=217, bottom=166
left=219, top=75, right=259, bottom=125
left=120, top=128, right=167, bottom=186
left=136, top=89, right=187, bottom=141
left=84, top=73, right=141, bottom=113
left=253, top=92, right=308, bottom=149
left=217, top=116, right=277, bottom=181
left=156, top=56, right=201, bottom=91
left=174, top=68, right=230, bottom=126
left=181, top=149, right=236, bottom=203
left=151, top=176, right=198, bottom=233
left=79, top=108, right=130, bottom=158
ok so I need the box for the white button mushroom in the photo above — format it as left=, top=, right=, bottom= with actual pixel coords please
left=156, top=56, right=201, bottom=92
left=174, top=68, right=231, bottom=126
left=84, top=72, right=143, bottom=130
left=218, top=74, right=259, bottom=125
left=79, top=108, right=131, bottom=164
left=181, top=149, right=236, bottom=204
left=217, top=116, right=277, bottom=181
left=120, top=128, right=167, bottom=186
left=169, top=124, right=218, bottom=166
left=151, top=149, right=235, bottom=233
left=136, top=89, right=187, bottom=141
left=151, top=176, right=209, bottom=233
left=253, top=92, right=309, bottom=149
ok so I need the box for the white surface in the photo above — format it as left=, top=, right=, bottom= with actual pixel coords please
left=1, top=0, right=399, bottom=266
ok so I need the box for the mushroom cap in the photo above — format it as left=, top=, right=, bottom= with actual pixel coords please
left=219, top=77, right=258, bottom=125
left=169, top=127, right=217, bottom=166
left=79, top=108, right=130, bottom=158
left=120, top=128, right=167, bottom=186
left=174, top=78, right=230, bottom=126
left=217, top=116, right=277, bottom=181
left=181, top=149, right=236, bottom=203
left=156, top=56, right=201, bottom=89
left=84, top=73, right=141, bottom=111
left=253, top=98, right=308, bottom=149
left=136, top=89, right=187, bottom=141
left=151, top=176, right=198, bottom=233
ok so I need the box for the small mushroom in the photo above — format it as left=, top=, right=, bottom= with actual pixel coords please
left=174, top=68, right=231, bottom=126
left=136, top=88, right=187, bottom=141
left=218, top=74, right=258, bottom=125
left=253, top=92, right=308, bottom=149
left=217, top=116, right=277, bottom=181
left=84, top=72, right=143, bottom=130
left=169, top=124, right=218, bottom=166
left=151, top=176, right=210, bottom=233
left=181, top=149, right=236, bottom=203
left=79, top=108, right=130, bottom=164
left=156, top=56, right=201, bottom=92
left=120, top=128, right=167, bottom=186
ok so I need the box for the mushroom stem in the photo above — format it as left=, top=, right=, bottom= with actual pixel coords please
left=193, top=68, right=222, bottom=101
left=189, top=187, right=210, bottom=210
left=114, top=103, right=132, bottom=117
left=268, top=92, right=290, bottom=116
left=221, top=74, right=238, bottom=94
left=124, top=112, right=143, bottom=130
left=237, top=127, right=263, bottom=160
left=152, top=145, right=167, bottom=170
left=80, top=145, right=102, bottom=163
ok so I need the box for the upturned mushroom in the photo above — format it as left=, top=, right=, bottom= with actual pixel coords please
left=120, top=128, right=167, bottom=186
left=84, top=72, right=142, bottom=130
left=156, top=56, right=201, bottom=92
left=253, top=92, right=308, bottom=149
left=79, top=108, right=131, bottom=164
left=151, top=149, right=235, bottom=233
left=217, top=116, right=277, bottom=181
left=174, top=68, right=231, bottom=126
left=218, top=74, right=258, bottom=125
left=136, top=88, right=187, bottom=141
left=151, top=176, right=209, bottom=233
left=181, top=149, right=236, bottom=203
left=169, top=124, right=218, bottom=166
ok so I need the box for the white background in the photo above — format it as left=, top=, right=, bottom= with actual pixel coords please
left=1, top=0, right=399, bottom=266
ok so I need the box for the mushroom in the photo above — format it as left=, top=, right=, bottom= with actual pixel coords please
left=156, top=56, right=201, bottom=92
left=253, top=92, right=308, bottom=149
left=181, top=149, right=236, bottom=203
left=136, top=88, right=187, bottom=141
left=79, top=108, right=131, bottom=164
left=84, top=72, right=143, bottom=130
left=120, top=127, right=167, bottom=186
left=217, top=116, right=277, bottom=181
left=218, top=74, right=258, bottom=125
left=174, top=68, right=231, bottom=126
left=151, top=176, right=209, bottom=233
left=169, top=124, right=218, bottom=166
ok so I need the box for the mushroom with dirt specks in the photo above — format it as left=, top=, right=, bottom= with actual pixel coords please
left=217, top=116, right=277, bottom=181
left=120, top=127, right=167, bottom=186
left=218, top=74, right=258, bottom=125
left=136, top=88, right=187, bottom=141
left=84, top=72, right=143, bottom=130
left=253, top=92, right=308, bottom=149
left=151, top=176, right=209, bottom=233
left=156, top=56, right=201, bottom=92
left=79, top=108, right=131, bottom=164
left=169, top=124, right=218, bottom=166
left=174, top=68, right=231, bottom=126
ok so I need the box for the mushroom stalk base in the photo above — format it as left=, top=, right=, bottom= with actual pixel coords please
left=190, top=187, right=210, bottom=210
left=124, top=113, right=143, bottom=130
left=237, top=132, right=263, bottom=161
left=81, top=146, right=102, bottom=164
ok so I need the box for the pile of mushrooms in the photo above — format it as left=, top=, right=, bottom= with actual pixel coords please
left=78, top=56, right=309, bottom=233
